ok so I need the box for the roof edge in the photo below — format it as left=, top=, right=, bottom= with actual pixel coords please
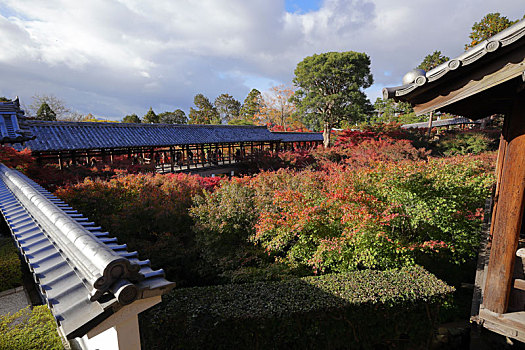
left=383, top=18, right=525, bottom=100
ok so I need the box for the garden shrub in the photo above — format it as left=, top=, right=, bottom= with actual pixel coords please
left=0, top=237, right=23, bottom=292
left=0, top=306, right=63, bottom=350
left=55, top=173, right=221, bottom=286
left=140, top=266, right=453, bottom=350
left=252, top=169, right=413, bottom=273
left=186, top=153, right=496, bottom=279
left=190, top=179, right=266, bottom=277
left=437, top=130, right=498, bottom=156
left=361, top=154, right=496, bottom=266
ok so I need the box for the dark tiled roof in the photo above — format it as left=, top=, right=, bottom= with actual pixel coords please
left=16, top=121, right=322, bottom=152
left=402, top=117, right=482, bottom=129
left=0, top=98, right=35, bottom=144
left=19, top=121, right=284, bottom=152
left=0, top=164, right=174, bottom=338
left=270, top=131, right=324, bottom=142
left=383, top=19, right=525, bottom=101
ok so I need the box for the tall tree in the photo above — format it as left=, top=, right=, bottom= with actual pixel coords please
left=292, top=51, right=373, bottom=147
left=465, top=13, right=518, bottom=49
left=143, top=107, right=159, bottom=123
left=417, top=50, right=450, bottom=71
left=36, top=102, right=57, bottom=121
left=214, top=94, right=241, bottom=124
left=256, top=85, right=299, bottom=130
left=236, top=89, right=263, bottom=125
left=158, top=109, right=187, bottom=124
left=372, top=97, right=425, bottom=124
left=29, top=94, right=70, bottom=119
left=189, top=94, right=220, bottom=124
left=122, top=114, right=141, bottom=123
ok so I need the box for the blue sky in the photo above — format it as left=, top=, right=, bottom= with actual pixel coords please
left=285, top=0, right=322, bottom=13
left=0, top=1, right=523, bottom=122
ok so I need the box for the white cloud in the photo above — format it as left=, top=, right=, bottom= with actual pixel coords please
left=0, top=0, right=523, bottom=120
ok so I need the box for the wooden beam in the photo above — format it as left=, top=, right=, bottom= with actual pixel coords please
left=484, top=90, right=525, bottom=314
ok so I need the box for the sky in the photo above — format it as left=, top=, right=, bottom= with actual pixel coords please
left=0, top=0, right=523, bottom=120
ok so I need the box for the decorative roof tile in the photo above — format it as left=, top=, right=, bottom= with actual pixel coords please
left=0, top=98, right=35, bottom=144
left=0, top=164, right=175, bottom=338
left=383, top=19, right=525, bottom=101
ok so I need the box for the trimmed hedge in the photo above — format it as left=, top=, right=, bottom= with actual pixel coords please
left=141, top=266, right=453, bottom=349
left=0, top=237, right=23, bottom=293
left=0, top=306, right=64, bottom=350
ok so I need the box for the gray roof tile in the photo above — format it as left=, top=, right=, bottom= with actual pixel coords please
left=0, top=164, right=175, bottom=339
left=0, top=98, right=35, bottom=144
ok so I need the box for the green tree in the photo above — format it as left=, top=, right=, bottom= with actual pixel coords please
left=372, top=98, right=425, bottom=124
left=214, top=94, right=241, bottom=124
left=122, top=113, right=141, bottom=123
left=35, top=102, right=57, bottom=121
left=158, top=109, right=187, bottom=124
left=236, top=88, right=263, bottom=124
left=189, top=94, right=220, bottom=124
left=143, top=107, right=159, bottom=123
left=0, top=97, right=9, bottom=102
left=292, top=51, right=373, bottom=147
left=417, top=50, right=450, bottom=71
left=465, top=13, right=518, bottom=49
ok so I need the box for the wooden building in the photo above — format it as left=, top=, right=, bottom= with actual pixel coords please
left=0, top=116, right=322, bottom=171
left=384, top=19, right=525, bottom=341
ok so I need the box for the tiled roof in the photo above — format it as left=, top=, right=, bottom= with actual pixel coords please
left=18, top=121, right=285, bottom=152
left=383, top=19, right=525, bottom=102
left=0, top=98, right=35, bottom=144
left=401, top=117, right=482, bottom=129
left=0, top=164, right=175, bottom=339
left=271, top=131, right=323, bottom=142
left=15, top=121, right=322, bottom=152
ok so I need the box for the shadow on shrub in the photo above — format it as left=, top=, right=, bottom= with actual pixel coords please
left=140, top=266, right=453, bottom=349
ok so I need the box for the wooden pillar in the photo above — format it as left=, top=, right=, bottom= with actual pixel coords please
left=427, top=111, right=434, bottom=139
left=484, top=92, right=525, bottom=314
left=170, top=147, right=175, bottom=173
left=110, top=150, right=114, bottom=164
left=58, top=153, right=63, bottom=170
left=186, top=145, right=190, bottom=170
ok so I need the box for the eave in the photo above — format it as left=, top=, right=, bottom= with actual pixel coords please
left=383, top=19, right=525, bottom=120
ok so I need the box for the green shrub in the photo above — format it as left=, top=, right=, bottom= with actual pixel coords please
left=437, top=130, right=498, bottom=156
left=0, top=306, right=63, bottom=350
left=0, top=237, right=23, bottom=292
left=191, top=180, right=262, bottom=275
left=141, top=266, right=453, bottom=349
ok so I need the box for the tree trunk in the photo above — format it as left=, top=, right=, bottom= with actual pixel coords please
left=323, top=123, right=331, bottom=148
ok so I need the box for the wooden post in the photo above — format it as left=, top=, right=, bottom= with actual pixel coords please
left=483, top=92, right=525, bottom=314
left=58, top=153, right=63, bottom=170
left=427, top=111, right=434, bottom=139
left=170, top=147, right=175, bottom=173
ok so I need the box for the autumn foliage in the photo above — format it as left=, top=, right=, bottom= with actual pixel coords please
left=0, top=124, right=497, bottom=286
